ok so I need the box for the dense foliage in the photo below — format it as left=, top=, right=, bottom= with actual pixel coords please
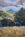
left=14, top=8, right=25, bottom=26
left=0, top=8, right=25, bottom=27
left=0, top=10, right=15, bottom=27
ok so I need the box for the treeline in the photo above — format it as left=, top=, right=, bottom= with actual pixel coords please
left=0, top=8, right=25, bottom=27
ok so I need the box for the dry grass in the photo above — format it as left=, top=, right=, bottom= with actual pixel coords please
left=0, top=27, right=25, bottom=37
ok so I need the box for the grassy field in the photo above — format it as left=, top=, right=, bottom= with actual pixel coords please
left=0, top=27, right=25, bottom=37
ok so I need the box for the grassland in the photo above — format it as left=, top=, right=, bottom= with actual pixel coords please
left=0, top=27, right=25, bottom=37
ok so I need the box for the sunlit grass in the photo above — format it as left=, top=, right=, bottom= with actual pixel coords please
left=0, top=27, right=25, bottom=37
left=0, top=17, right=3, bottom=21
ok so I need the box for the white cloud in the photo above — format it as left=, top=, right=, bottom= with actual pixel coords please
left=0, top=6, right=22, bottom=12
left=4, top=0, right=20, bottom=4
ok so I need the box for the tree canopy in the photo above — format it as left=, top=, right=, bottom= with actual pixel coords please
left=14, top=8, right=25, bottom=26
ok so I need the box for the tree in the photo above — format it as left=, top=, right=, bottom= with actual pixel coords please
left=14, top=8, right=25, bottom=26
left=1, top=18, right=9, bottom=27
left=0, top=11, right=5, bottom=16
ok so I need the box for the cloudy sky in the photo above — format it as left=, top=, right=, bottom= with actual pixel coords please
left=0, top=5, right=22, bottom=12
left=4, top=0, right=19, bottom=3
left=0, top=0, right=22, bottom=12
left=0, top=0, right=25, bottom=15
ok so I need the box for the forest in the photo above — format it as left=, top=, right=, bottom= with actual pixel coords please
left=0, top=8, right=25, bottom=27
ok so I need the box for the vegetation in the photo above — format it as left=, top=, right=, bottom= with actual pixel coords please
left=0, top=27, right=25, bottom=37
left=14, top=8, right=25, bottom=26
left=0, top=10, right=15, bottom=27
left=0, top=8, right=25, bottom=26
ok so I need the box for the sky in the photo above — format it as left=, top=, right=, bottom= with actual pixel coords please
left=4, top=0, right=19, bottom=3
left=0, top=6, right=22, bottom=15
left=0, top=6, right=22, bottom=12
left=0, top=0, right=25, bottom=15
left=4, top=0, right=20, bottom=4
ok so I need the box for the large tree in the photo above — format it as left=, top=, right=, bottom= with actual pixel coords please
left=14, top=8, right=25, bottom=26
left=0, top=10, right=15, bottom=26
